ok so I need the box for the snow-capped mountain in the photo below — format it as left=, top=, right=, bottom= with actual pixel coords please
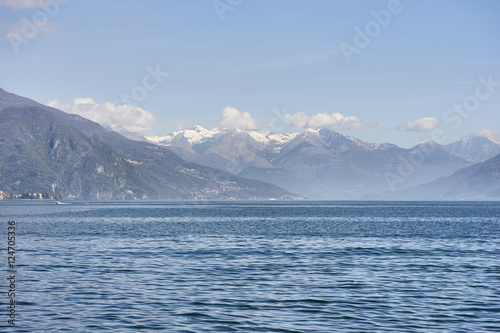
left=147, top=125, right=223, bottom=145
left=0, top=88, right=299, bottom=200
left=146, top=127, right=300, bottom=174
left=444, top=134, right=500, bottom=163
left=147, top=126, right=298, bottom=151
left=146, top=126, right=473, bottom=199
left=104, top=124, right=149, bottom=142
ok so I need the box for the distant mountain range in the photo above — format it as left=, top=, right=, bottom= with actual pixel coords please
left=0, top=88, right=300, bottom=200
left=3, top=87, right=499, bottom=201
left=444, top=135, right=500, bottom=163
left=146, top=126, right=500, bottom=199
left=374, top=154, right=500, bottom=200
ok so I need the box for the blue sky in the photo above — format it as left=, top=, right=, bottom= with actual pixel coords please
left=1, top=0, right=499, bottom=147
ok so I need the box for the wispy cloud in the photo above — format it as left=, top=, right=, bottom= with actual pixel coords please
left=0, top=0, right=39, bottom=9
left=286, top=112, right=375, bottom=131
left=48, top=98, right=158, bottom=132
left=405, top=117, right=440, bottom=133
left=6, top=17, right=56, bottom=41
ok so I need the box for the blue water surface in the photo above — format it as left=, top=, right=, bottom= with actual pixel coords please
left=1, top=201, right=499, bottom=332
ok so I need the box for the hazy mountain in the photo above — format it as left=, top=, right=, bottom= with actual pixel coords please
left=380, top=154, right=500, bottom=200
left=147, top=126, right=296, bottom=173
left=148, top=127, right=472, bottom=199
left=0, top=88, right=300, bottom=200
left=444, top=135, right=500, bottom=163
left=0, top=88, right=42, bottom=111
left=103, top=124, right=149, bottom=142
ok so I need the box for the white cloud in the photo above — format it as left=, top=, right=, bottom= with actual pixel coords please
left=286, top=112, right=375, bottom=131
left=476, top=129, right=500, bottom=145
left=48, top=98, right=158, bottom=132
left=285, top=112, right=309, bottom=128
left=0, top=0, right=39, bottom=9
left=405, top=117, right=440, bottom=133
left=217, top=106, right=257, bottom=130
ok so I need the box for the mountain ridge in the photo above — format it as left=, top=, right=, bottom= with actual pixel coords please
left=145, top=126, right=485, bottom=199
left=0, top=88, right=301, bottom=200
left=4, top=86, right=498, bottom=201
left=374, top=153, right=500, bottom=200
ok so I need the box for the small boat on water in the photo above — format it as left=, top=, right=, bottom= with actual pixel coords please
left=54, top=201, right=69, bottom=205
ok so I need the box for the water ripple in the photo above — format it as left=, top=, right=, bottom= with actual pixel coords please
left=1, top=201, right=499, bottom=332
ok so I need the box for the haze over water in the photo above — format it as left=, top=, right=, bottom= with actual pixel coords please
left=1, top=201, right=499, bottom=332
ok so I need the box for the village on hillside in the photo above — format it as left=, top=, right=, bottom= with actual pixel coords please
left=0, top=190, right=59, bottom=200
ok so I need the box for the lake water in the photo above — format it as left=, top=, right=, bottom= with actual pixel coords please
left=1, top=201, right=499, bottom=332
